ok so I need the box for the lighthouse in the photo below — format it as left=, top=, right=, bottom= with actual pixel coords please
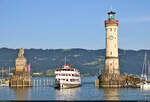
left=104, top=7, right=120, bottom=75
left=98, top=8, right=124, bottom=88
left=98, top=8, right=143, bottom=88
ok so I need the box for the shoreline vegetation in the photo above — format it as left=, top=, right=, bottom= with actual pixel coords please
left=0, top=47, right=149, bottom=76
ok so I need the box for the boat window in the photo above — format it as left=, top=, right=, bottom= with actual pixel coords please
left=61, top=74, right=65, bottom=76
left=70, top=79, right=75, bottom=82
left=75, top=74, right=79, bottom=77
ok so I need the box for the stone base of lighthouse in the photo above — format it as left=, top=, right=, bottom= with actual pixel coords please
left=98, top=74, right=127, bottom=88
left=98, top=73, right=144, bottom=88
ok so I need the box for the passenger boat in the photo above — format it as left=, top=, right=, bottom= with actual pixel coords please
left=54, top=64, right=81, bottom=88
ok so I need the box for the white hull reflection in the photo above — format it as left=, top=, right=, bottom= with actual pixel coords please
left=55, top=87, right=80, bottom=100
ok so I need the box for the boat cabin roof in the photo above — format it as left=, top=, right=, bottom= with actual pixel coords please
left=56, top=68, right=75, bottom=71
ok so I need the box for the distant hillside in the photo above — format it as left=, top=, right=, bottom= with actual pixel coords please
left=0, top=47, right=149, bottom=76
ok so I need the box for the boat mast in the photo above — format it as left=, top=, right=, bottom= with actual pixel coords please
left=65, top=56, right=66, bottom=65
left=148, top=60, right=150, bottom=80
left=142, top=52, right=147, bottom=80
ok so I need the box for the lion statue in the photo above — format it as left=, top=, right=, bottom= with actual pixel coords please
left=18, top=48, right=24, bottom=57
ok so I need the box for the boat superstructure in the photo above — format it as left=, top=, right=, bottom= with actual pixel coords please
left=54, top=64, right=81, bottom=88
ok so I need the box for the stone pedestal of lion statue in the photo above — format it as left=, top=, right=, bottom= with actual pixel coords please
left=10, top=48, right=32, bottom=87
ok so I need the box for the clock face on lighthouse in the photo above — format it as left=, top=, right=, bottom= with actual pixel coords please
left=108, top=35, right=113, bottom=40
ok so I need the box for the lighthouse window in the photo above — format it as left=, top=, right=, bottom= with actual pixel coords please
left=110, top=52, right=112, bottom=55
left=110, top=28, right=112, bottom=32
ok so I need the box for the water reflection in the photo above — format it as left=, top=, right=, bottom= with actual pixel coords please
left=55, top=88, right=80, bottom=100
left=12, top=87, right=31, bottom=100
left=103, top=88, right=120, bottom=100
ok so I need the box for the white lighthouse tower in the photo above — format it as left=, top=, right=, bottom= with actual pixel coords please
left=98, top=8, right=142, bottom=88
left=104, top=7, right=120, bottom=75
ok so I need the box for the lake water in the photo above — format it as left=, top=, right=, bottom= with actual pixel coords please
left=0, top=77, right=150, bottom=101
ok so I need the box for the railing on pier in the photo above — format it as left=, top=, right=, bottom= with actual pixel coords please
left=33, top=79, right=52, bottom=87
left=10, top=79, right=53, bottom=87
left=95, top=80, right=99, bottom=88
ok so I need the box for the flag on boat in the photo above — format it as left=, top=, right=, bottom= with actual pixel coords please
left=1, top=68, right=4, bottom=73
left=25, top=66, right=27, bottom=72
left=148, top=64, right=150, bottom=71
left=65, top=64, right=70, bottom=69
left=27, top=64, right=30, bottom=72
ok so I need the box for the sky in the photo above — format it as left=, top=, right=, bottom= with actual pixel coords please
left=0, top=0, right=150, bottom=50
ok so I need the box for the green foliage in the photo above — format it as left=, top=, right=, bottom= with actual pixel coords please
left=46, top=69, right=55, bottom=76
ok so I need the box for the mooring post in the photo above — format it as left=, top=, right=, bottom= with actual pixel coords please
left=23, top=80, right=24, bottom=87
left=49, top=80, right=51, bottom=86
left=95, top=80, right=97, bottom=88
left=37, top=80, right=38, bottom=87
left=47, top=80, right=48, bottom=87
left=39, top=80, right=41, bottom=87
left=33, top=80, right=35, bottom=87
left=10, top=80, right=12, bottom=86
left=43, top=80, right=45, bottom=87
left=98, top=80, right=99, bottom=88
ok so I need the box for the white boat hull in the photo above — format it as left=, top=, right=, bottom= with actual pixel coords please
left=140, top=82, right=150, bottom=89
left=140, top=85, right=150, bottom=89
left=55, top=83, right=81, bottom=88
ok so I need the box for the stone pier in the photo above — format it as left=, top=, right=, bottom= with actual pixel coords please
left=10, top=48, right=32, bottom=87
